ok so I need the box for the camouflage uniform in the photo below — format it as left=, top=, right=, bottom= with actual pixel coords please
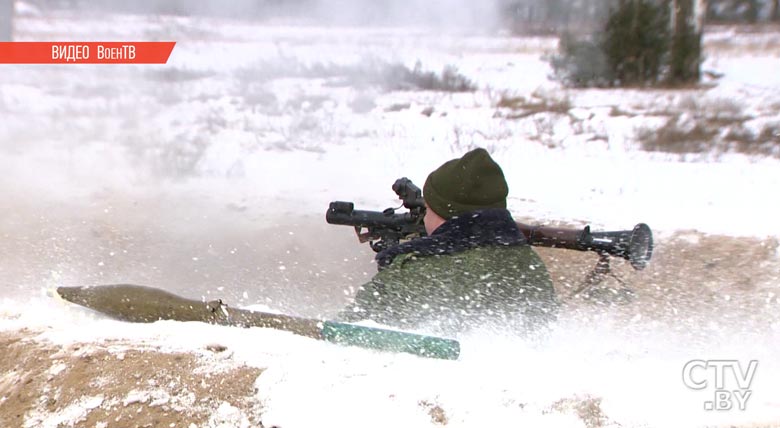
left=339, top=208, right=557, bottom=335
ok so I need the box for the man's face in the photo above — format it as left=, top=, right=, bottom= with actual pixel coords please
left=423, top=202, right=446, bottom=235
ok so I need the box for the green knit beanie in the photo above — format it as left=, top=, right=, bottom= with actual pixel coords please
left=423, top=148, right=508, bottom=219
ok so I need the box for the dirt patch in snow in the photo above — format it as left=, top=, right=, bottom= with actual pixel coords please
left=0, top=331, right=264, bottom=428
left=535, top=230, right=780, bottom=324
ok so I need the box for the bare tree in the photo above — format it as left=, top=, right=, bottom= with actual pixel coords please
left=668, top=0, right=706, bottom=83
left=745, top=0, right=760, bottom=22
left=1, top=0, right=12, bottom=42
left=772, top=0, right=780, bottom=22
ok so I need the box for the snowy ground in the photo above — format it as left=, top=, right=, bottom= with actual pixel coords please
left=1, top=7, right=780, bottom=428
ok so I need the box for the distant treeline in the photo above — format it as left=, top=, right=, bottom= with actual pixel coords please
left=502, top=0, right=779, bottom=33
left=21, top=0, right=780, bottom=28
left=1, top=0, right=12, bottom=41
left=30, top=0, right=314, bottom=19
left=23, top=0, right=503, bottom=28
left=706, top=0, right=780, bottom=22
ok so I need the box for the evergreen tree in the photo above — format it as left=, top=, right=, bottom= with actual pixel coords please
left=668, top=0, right=704, bottom=84
left=549, top=0, right=704, bottom=87
left=601, top=0, right=670, bottom=86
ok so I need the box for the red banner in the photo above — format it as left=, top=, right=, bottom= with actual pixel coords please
left=0, top=42, right=176, bottom=64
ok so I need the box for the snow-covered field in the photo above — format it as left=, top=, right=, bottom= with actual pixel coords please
left=1, top=7, right=780, bottom=428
